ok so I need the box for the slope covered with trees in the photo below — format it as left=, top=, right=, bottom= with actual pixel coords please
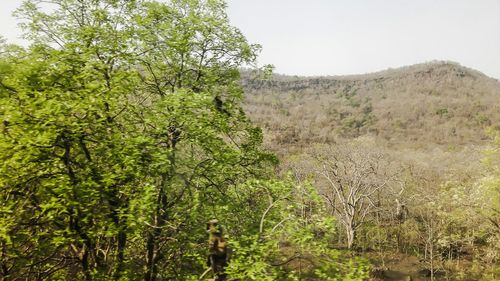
left=242, top=64, right=500, bottom=280
left=243, top=62, right=500, bottom=151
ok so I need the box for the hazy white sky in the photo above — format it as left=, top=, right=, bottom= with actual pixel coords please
left=1, top=0, right=499, bottom=78
left=226, top=0, right=500, bottom=79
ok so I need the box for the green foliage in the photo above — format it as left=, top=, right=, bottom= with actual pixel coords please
left=225, top=235, right=284, bottom=280
left=0, top=1, right=369, bottom=280
left=435, top=107, right=448, bottom=116
left=0, top=0, right=272, bottom=279
left=222, top=180, right=369, bottom=280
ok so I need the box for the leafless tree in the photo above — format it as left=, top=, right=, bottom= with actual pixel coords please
left=312, top=144, right=396, bottom=249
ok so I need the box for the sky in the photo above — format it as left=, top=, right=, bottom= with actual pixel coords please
left=226, top=0, right=500, bottom=79
left=1, top=0, right=499, bottom=79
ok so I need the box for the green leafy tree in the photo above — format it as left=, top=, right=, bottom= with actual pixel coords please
left=1, top=1, right=370, bottom=280
left=1, top=0, right=272, bottom=280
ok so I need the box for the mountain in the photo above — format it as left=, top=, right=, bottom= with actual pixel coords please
left=241, top=61, right=500, bottom=153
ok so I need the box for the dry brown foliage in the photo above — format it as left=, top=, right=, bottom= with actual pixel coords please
left=241, top=61, right=500, bottom=154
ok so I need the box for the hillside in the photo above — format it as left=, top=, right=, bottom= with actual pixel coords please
left=241, top=62, right=500, bottom=279
left=242, top=61, right=500, bottom=152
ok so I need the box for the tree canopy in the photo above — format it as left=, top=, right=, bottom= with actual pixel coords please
left=0, top=1, right=369, bottom=280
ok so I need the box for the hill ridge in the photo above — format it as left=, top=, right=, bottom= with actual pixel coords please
left=245, top=61, right=495, bottom=82
left=242, top=61, right=500, bottom=152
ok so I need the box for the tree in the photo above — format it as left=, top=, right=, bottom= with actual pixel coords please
left=223, top=178, right=369, bottom=281
left=311, top=142, right=395, bottom=249
left=0, top=0, right=274, bottom=280
left=1, top=1, right=372, bottom=280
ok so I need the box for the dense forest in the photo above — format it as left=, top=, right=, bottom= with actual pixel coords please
left=0, top=0, right=498, bottom=281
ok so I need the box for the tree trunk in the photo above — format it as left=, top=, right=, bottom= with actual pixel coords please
left=144, top=190, right=167, bottom=281
left=144, top=229, right=159, bottom=281
left=145, top=141, right=176, bottom=280
left=346, top=225, right=356, bottom=249
left=113, top=228, right=127, bottom=280
left=108, top=189, right=128, bottom=280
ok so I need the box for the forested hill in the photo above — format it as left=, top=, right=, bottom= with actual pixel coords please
left=241, top=61, right=500, bottom=151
